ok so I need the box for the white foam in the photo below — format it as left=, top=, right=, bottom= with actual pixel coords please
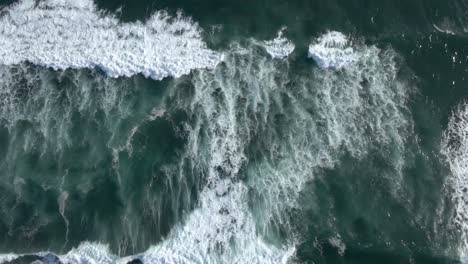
left=0, top=243, right=134, bottom=264
left=249, top=33, right=412, bottom=232
left=442, top=102, right=468, bottom=258
left=0, top=33, right=413, bottom=263
left=59, top=242, right=116, bottom=264
left=142, top=183, right=295, bottom=263
left=0, top=254, right=20, bottom=264
left=139, top=45, right=296, bottom=262
left=308, top=31, right=358, bottom=69
left=262, top=27, right=295, bottom=59
left=140, top=38, right=411, bottom=263
left=0, top=0, right=223, bottom=80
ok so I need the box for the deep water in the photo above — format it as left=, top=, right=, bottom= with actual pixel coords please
left=0, top=0, right=468, bottom=263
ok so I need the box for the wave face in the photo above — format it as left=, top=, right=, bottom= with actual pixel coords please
left=0, top=0, right=222, bottom=80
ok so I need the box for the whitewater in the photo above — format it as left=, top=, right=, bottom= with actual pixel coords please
left=442, top=102, right=468, bottom=262
left=0, top=0, right=222, bottom=80
left=0, top=0, right=430, bottom=263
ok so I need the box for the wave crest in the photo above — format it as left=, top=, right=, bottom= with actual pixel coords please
left=308, top=31, right=357, bottom=69
left=0, top=0, right=223, bottom=80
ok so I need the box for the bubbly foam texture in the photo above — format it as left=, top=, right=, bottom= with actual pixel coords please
left=442, top=102, right=468, bottom=258
left=0, top=0, right=222, bottom=80
left=0, top=64, right=140, bottom=152
left=0, top=254, right=19, bottom=264
left=249, top=36, right=411, bottom=232
left=308, top=31, right=358, bottom=69
left=0, top=32, right=413, bottom=263
left=0, top=243, right=118, bottom=264
left=262, top=27, right=295, bottom=59
left=59, top=243, right=116, bottom=264
left=139, top=44, right=297, bottom=263
left=140, top=36, right=411, bottom=263
left=141, top=183, right=296, bottom=263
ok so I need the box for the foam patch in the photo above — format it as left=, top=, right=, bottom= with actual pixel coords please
left=0, top=0, right=223, bottom=80
left=308, top=31, right=357, bottom=69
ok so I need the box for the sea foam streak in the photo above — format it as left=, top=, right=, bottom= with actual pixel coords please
left=442, top=102, right=468, bottom=259
left=0, top=0, right=223, bottom=80
left=138, top=35, right=411, bottom=263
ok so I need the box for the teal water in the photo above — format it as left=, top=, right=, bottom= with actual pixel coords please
left=0, top=0, right=467, bottom=263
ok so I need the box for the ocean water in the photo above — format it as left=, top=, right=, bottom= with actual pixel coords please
left=0, top=0, right=467, bottom=263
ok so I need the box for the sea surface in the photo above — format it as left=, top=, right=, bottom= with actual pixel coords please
left=0, top=0, right=467, bottom=263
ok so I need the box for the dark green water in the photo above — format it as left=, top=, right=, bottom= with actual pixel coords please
left=0, top=0, right=467, bottom=263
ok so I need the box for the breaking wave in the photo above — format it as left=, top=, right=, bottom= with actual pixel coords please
left=0, top=0, right=222, bottom=80
left=308, top=31, right=357, bottom=70
left=0, top=2, right=414, bottom=259
left=261, top=27, right=295, bottom=59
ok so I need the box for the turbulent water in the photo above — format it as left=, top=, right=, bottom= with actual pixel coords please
left=0, top=0, right=467, bottom=263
